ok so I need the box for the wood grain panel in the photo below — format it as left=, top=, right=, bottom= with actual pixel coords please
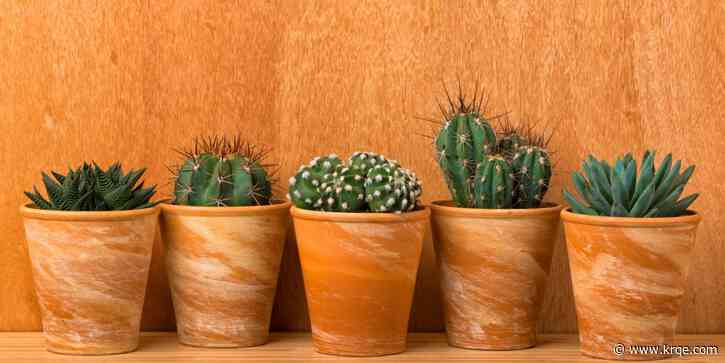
left=1, top=0, right=724, bottom=333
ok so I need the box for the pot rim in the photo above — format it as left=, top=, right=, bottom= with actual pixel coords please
left=290, top=205, right=430, bottom=223
left=160, top=200, right=291, bottom=216
left=19, top=203, right=159, bottom=221
left=429, top=200, right=563, bottom=218
left=561, top=208, right=701, bottom=227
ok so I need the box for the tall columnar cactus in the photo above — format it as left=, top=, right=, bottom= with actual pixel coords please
left=25, top=162, right=158, bottom=211
left=431, top=85, right=553, bottom=209
left=564, top=150, right=698, bottom=217
left=473, top=155, right=514, bottom=208
left=288, top=152, right=422, bottom=213
left=173, top=136, right=273, bottom=207
left=512, top=146, right=552, bottom=208
left=435, top=93, right=497, bottom=207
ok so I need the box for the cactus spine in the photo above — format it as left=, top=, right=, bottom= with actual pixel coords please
left=173, top=136, right=273, bottom=207
left=288, top=152, right=422, bottom=213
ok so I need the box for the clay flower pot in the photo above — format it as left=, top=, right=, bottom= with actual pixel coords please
left=562, top=209, right=701, bottom=361
left=20, top=204, right=159, bottom=355
left=160, top=201, right=290, bottom=348
left=430, top=201, right=563, bottom=350
left=291, top=206, right=429, bottom=356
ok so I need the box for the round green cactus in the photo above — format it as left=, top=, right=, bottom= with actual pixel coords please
left=365, top=162, right=422, bottom=213
left=318, top=165, right=366, bottom=212
left=288, top=154, right=342, bottom=210
left=348, top=151, right=388, bottom=174
left=173, top=137, right=273, bottom=207
left=288, top=152, right=421, bottom=213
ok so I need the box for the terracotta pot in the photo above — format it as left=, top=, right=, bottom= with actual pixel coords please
left=430, top=201, right=562, bottom=350
left=562, top=209, right=701, bottom=361
left=291, top=206, right=429, bottom=356
left=20, top=204, right=159, bottom=355
left=160, top=202, right=290, bottom=348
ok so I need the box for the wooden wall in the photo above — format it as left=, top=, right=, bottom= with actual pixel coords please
left=1, top=0, right=724, bottom=333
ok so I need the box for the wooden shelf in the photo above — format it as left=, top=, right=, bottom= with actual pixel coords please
left=0, top=333, right=722, bottom=362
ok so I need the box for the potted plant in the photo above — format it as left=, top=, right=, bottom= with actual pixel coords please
left=287, top=152, right=427, bottom=356
left=20, top=162, right=160, bottom=355
left=160, top=136, right=290, bottom=348
left=427, top=86, right=562, bottom=350
left=563, top=151, right=701, bottom=361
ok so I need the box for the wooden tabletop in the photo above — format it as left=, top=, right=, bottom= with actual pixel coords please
left=0, top=333, right=722, bottom=362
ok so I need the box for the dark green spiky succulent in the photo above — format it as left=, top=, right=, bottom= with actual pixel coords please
left=25, top=162, right=158, bottom=211
left=172, top=136, right=274, bottom=207
left=431, top=83, right=553, bottom=209
left=288, top=152, right=422, bottom=213
left=564, top=151, right=699, bottom=217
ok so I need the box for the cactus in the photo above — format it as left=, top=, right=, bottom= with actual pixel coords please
left=365, top=162, right=422, bottom=212
left=173, top=136, right=273, bottom=207
left=25, top=162, right=158, bottom=211
left=319, top=164, right=366, bottom=212
left=473, top=155, right=514, bottom=208
left=288, top=152, right=422, bottom=213
left=431, top=85, right=553, bottom=209
left=434, top=89, right=497, bottom=207
left=288, top=154, right=343, bottom=210
left=349, top=151, right=388, bottom=173
left=563, top=150, right=699, bottom=217
left=512, top=146, right=552, bottom=208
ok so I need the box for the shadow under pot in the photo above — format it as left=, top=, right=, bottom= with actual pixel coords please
left=430, top=201, right=563, bottom=350
left=291, top=206, right=429, bottom=357
left=20, top=204, right=160, bottom=355
left=160, top=201, right=291, bottom=348
left=562, top=209, right=701, bottom=361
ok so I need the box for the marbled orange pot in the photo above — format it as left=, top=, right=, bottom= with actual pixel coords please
left=291, top=206, right=429, bottom=357
left=20, top=204, right=159, bottom=355
left=430, top=201, right=562, bottom=350
left=160, top=201, right=290, bottom=348
left=562, top=209, right=701, bottom=361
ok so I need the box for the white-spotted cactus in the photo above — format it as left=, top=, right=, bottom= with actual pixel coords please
left=288, top=155, right=342, bottom=209
left=365, top=162, right=422, bottom=212
left=288, top=152, right=422, bottom=213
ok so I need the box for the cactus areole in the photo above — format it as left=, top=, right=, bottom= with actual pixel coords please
left=288, top=152, right=422, bottom=213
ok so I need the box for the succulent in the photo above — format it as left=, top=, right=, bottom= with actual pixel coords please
left=172, top=136, right=274, bottom=206
left=563, top=151, right=698, bottom=217
left=25, top=162, right=158, bottom=211
left=365, top=162, right=422, bottom=212
left=512, top=146, right=552, bottom=208
left=288, top=155, right=343, bottom=210
left=288, top=152, right=422, bottom=213
left=432, top=84, right=552, bottom=209
left=434, top=92, right=497, bottom=207
left=473, top=155, right=513, bottom=208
